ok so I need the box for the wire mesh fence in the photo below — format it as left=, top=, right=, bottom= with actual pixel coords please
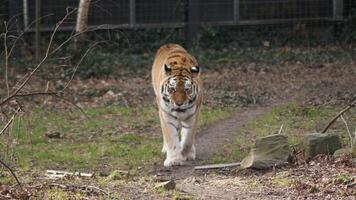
left=1, top=0, right=353, bottom=28
left=0, top=0, right=355, bottom=44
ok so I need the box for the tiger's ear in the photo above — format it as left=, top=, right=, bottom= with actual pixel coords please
left=191, top=66, right=200, bottom=73
left=164, top=64, right=171, bottom=73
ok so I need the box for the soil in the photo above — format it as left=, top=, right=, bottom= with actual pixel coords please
left=1, top=62, right=356, bottom=199
left=153, top=106, right=272, bottom=181
left=150, top=62, right=356, bottom=200
left=148, top=104, right=355, bottom=200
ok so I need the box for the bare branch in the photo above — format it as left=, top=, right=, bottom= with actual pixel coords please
left=0, top=9, right=76, bottom=107
left=14, top=92, right=57, bottom=98
left=321, top=99, right=356, bottom=133
left=0, top=159, right=21, bottom=186
left=194, top=162, right=241, bottom=170
left=7, top=14, right=55, bottom=57
left=0, top=114, right=15, bottom=137
left=62, top=41, right=102, bottom=91
left=45, top=9, right=76, bottom=58
left=3, top=21, right=9, bottom=96
left=278, top=124, right=284, bottom=134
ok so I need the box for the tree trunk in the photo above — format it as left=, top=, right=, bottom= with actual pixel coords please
left=76, top=0, right=91, bottom=43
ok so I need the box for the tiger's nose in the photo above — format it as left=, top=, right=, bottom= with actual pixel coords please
left=175, top=101, right=183, bottom=106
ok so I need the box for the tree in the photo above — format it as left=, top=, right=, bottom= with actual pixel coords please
left=75, top=0, right=91, bottom=44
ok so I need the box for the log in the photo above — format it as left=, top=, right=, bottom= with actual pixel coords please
left=194, top=162, right=241, bottom=170
left=46, top=170, right=93, bottom=179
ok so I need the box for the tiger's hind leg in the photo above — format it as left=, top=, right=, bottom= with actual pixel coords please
left=159, top=110, right=185, bottom=167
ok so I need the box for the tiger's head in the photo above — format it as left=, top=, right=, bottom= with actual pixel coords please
left=160, top=56, right=200, bottom=112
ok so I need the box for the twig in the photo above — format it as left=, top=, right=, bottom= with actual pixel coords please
left=7, top=14, right=55, bottom=57
left=3, top=21, right=9, bottom=96
left=194, top=162, right=241, bottom=170
left=14, top=98, right=25, bottom=112
left=0, top=115, right=15, bottom=137
left=340, top=115, right=354, bottom=150
left=48, top=183, right=112, bottom=197
left=278, top=124, right=284, bottom=134
left=321, top=99, right=356, bottom=133
left=0, top=110, right=19, bottom=137
left=62, top=41, right=102, bottom=91
left=0, top=159, right=21, bottom=186
left=1, top=14, right=54, bottom=91
left=14, top=92, right=57, bottom=98
left=0, top=9, right=77, bottom=107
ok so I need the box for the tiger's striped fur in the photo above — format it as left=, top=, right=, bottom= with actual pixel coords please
left=152, top=44, right=203, bottom=167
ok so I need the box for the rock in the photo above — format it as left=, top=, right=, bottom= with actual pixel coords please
left=241, top=134, right=291, bottom=169
left=44, top=132, right=61, bottom=139
left=262, top=40, right=270, bottom=47
left=333, top=148, right=352, bottom=157
left=107, top=90, right=115, bottom=96
left=302, top=133, right=341, bottom=157
left=154, top=180, right=176, bottom=190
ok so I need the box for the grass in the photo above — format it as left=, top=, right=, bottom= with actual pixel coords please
left=209, top=102, right=354, bottom=164
left=242, top=103, right=338, bottom=145
left=0, top=105, right=234, bottom=175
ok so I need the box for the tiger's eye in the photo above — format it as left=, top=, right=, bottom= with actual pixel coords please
left=168, top=86, right=174, bottom=93
left=185, top=87, right=191, bottom=94
left=191, top=66, right=199, bottom=73
left=164, top=64, right=172, bottom=73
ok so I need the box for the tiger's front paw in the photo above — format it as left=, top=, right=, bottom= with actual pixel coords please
left=164, top=153, right=185, bottom=167
left=181, top=144, right=196, bottom=161
left=184, top=145, right=196, bottom=161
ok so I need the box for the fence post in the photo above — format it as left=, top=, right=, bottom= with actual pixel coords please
left=233, top=0, right=240, bottom=23
left=333, top=0, right=343, bottom=20
left=129, top=0, right=136, bottom=27
left=23, top=0, right=29, bottom=29
left=186, top=0, right=200, bottom=42
left=35, top=0, right=41, bottom=61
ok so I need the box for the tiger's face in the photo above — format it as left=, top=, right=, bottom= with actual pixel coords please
left=161, top=63, right=200, bottom=112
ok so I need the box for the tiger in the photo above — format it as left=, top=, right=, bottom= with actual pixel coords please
left=151, top=44, right=203, bottom=167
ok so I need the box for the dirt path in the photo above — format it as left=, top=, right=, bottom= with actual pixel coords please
left=153, top=106, right=271, bottom=180
left=196, top=106, right=270, bottom=160
left=149, top=102, right=355, bottom=200
left=149, top=105, right=281, bottom=199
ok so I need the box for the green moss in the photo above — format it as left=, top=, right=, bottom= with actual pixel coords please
left=332, top=173, right=353, bottom=184
left=271, top=176, right=291, bottom=187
